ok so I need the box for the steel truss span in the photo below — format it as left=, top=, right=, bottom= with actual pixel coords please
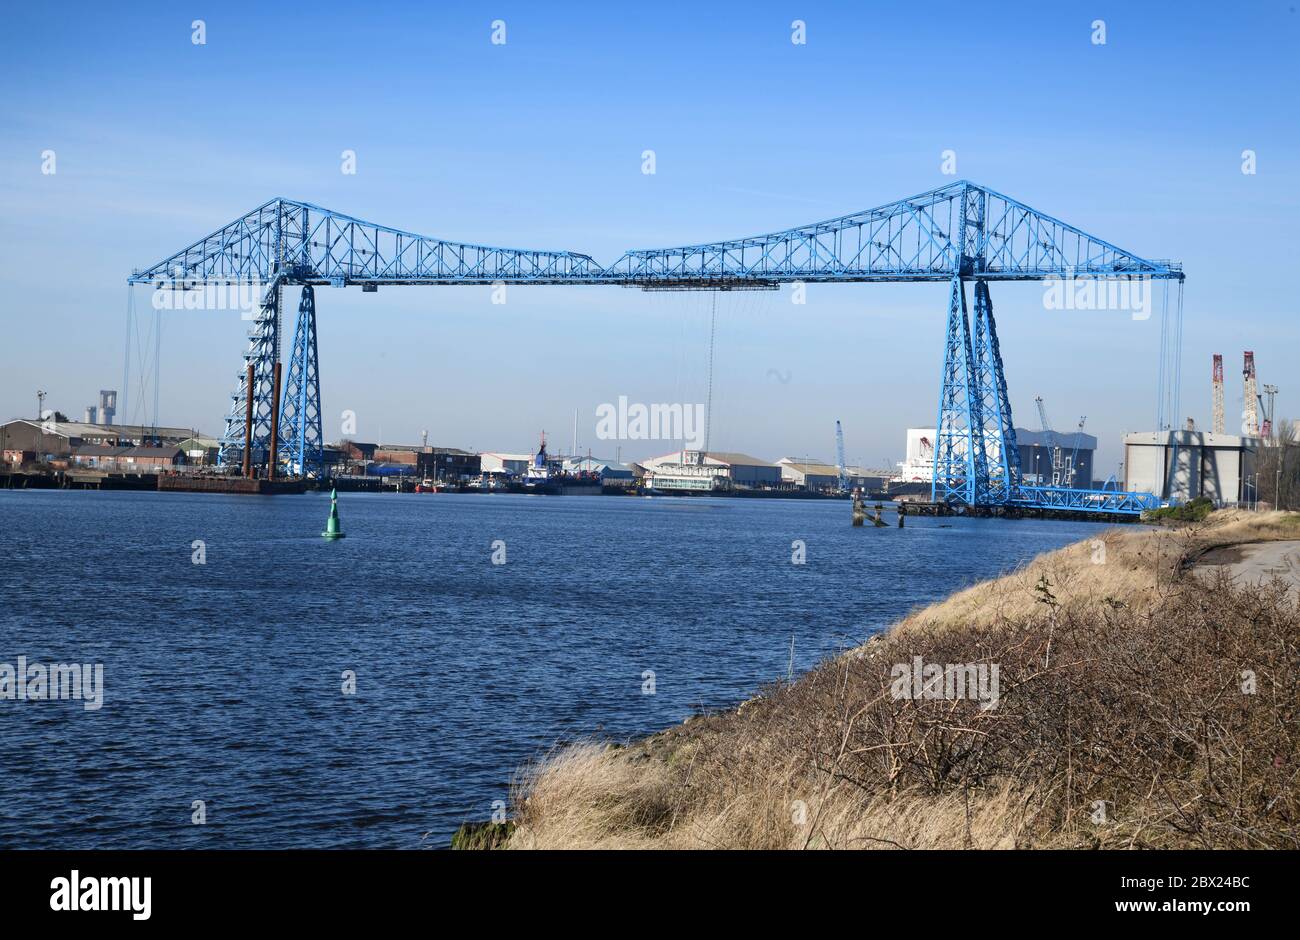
left=127, top=182, right=1182, bottom=513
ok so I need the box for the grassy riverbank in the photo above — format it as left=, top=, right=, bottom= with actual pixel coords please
left=490, top=510, right=1300, bottom=849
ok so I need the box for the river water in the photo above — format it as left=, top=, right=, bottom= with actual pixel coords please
left=0, top=490, right=1101, bottom=847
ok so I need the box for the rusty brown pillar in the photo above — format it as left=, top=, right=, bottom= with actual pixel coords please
left=267, top=362, right=282, bottom=480
left=242, top=362, right=255, bottom=478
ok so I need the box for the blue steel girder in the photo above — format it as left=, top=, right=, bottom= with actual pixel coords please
left=128, top=198, right=604, bottom=287
left=1012, top=485, right=1160, bottom=515
left=127, top=182, right=1183, bottom=288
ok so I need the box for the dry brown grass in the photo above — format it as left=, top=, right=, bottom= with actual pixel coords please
left=502, top=510, right=1300, bottom=850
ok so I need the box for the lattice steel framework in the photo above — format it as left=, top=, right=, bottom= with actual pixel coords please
left=278, top=285, right=323, bottom=475
left=218, top=280, right=281, bottom=470
left=128, top=182, right=1182, bottom=509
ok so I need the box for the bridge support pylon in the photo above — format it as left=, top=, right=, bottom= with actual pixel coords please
left=218, top=279, right=282, bottom=470
left=932, top=277, right=1020, bottom=507
left=933, top=277, right=987, bottom=505
left=971, top=280, right=1021, bottom=502
left=278, top=285, right=324, bottom=477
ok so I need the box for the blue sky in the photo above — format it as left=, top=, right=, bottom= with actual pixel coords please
left=1, top=1, right=1297, bottom=472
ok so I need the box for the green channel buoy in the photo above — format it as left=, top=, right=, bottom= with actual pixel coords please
left=322, top=487, right=345, bottom=539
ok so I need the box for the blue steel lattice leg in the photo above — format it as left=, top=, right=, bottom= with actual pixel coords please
left=218, top=280, right=282, bottom=469
left=971, top=280, right=1020, bottom=503
left=932, top=277, right=988, bottom=506
left=278, top=285, right=323, bottom=477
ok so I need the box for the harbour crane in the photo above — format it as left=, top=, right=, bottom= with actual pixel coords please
left=1260, top=383, right=1277, bottom=439
left=835, top=420, right=849, bottom=494
left=1243, top=352, right=1259, bottom=435
left=1034, top=396, right=1062, bottom=486
left=1211, top=354, right=1224, bottom=434
left=1067, top=416, right=1087, bottom=488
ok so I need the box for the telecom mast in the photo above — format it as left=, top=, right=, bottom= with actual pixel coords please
left=1211, top=354, right=1224, bottom=434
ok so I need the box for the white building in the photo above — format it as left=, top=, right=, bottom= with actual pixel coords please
left=478, top=452, right=532, bottom=476
left=640, top=450, right=781, bottom=492
left=893, top=428, right=937, bottom=483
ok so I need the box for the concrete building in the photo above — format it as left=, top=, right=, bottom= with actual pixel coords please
left=1124, top=430, right=1259, bottom=505
left=640, top=450, right=781, bottom=492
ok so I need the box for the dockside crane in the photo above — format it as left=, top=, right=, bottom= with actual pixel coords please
left=1212, top=354, right=1225, bottom=434
left=1260, top=384, right=1277, bottom=439
left=835, top=420, right=849, bottom=494
left=1034, top=396, right=1063, bottom=486
left=1067, top=416, right=1087, bottom=488
left=1243, top=352, right=1259, bottom=435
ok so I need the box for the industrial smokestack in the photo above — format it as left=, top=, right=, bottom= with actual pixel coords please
left=98, top=390, right=117, bottom=425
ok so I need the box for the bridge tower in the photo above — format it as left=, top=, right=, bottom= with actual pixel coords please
left=218, top=279, right=282, bottom=471
left=971, top=280, right=1021, bottom=501
left=278, top=285, right=324, bottom=475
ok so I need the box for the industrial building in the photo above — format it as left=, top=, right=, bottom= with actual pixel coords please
left=561, top=456, right=635, bottom=483
left=0, top=418, right=208, bottom=464
left=1124, top=430, right=1259, bottom=505
left=70, top=444, right=184, bottom=471
left=479, top=452, right=534, bottom=476
left=776, top=457, right=883, bottom=492
left=640, top=450, right=782, bottom=492
left=1016, top=428, right=1097, bottom=489
left=371, top=444, right=480, bottom=480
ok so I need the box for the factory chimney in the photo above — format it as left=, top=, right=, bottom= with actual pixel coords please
left=98, top=390, right=117, bottom=426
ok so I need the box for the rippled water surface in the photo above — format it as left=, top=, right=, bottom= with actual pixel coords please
left=0, top=490, right=1103, bottom=847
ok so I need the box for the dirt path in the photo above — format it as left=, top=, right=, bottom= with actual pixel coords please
left=1194, top=540, right=1300, bottom=598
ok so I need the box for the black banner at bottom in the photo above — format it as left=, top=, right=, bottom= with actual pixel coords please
left=0, top=849, right=1284, bottom=925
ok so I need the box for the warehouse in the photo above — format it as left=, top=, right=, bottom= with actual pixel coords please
left=1015, top=428, right=1097, bottom=489
left=776, top=457, right=884, bottom=492
left=1123, top=430, right=1258, bottom=505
